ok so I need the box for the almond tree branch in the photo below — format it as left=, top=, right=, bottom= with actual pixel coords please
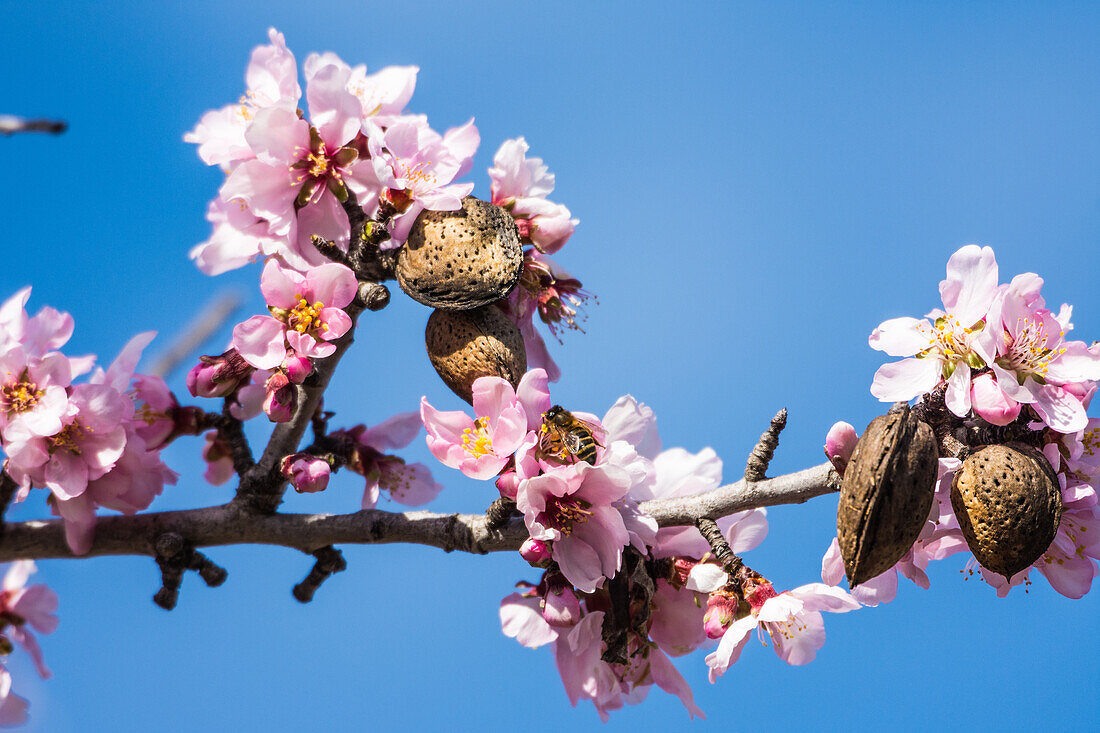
left=0, top=115, right=66, bottom=135
left=0, top=462, right=839, bottom=562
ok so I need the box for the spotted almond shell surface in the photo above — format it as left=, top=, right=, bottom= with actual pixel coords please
left=837, top=405, right=938, bottom=587
left=951, top=444, right=1062, bottom=579
left=397, top=196, right=523, bottom=310
left=425, top=305, right=527, bottom=404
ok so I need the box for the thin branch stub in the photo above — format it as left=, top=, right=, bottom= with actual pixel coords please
left=745, top=408, right=788, bottom=481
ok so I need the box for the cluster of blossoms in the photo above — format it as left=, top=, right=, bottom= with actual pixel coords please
left=0, top=289, right=179, bottom=555
left=820, top=245, right=1100, bottom=604
left=422, top=369, right=859, bottom=718
left=487, top=139, right=584, bottom=382
left=187, top=29, right=585, bottom=383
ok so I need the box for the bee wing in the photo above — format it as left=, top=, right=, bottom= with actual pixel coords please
left=562, top=430, right=587, bottom=455
left=573, top=416, right=605, bottom=447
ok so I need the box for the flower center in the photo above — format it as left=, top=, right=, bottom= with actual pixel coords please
left=1, top=377, right=42, bottom=415
left=1082, top=427, right=1099, bottom=458
left=461, top=416, right=494, bottom=458
left=49, top=420, right=89, bottom=455
left=287, top=295, right=327, bottom=334
left=997, top=316, right=1066, bottom=379
left=545, top=496, right=593, bottom=535
left=518, top=257, right=591, bottom=341
left=307, top=151, right=330, bottom=178
left=918, top=315, right=979, bottom=359
left=398, top=159, right=438, bottom=190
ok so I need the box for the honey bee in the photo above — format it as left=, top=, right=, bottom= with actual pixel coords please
left=538, top=405, right=603, bottom=465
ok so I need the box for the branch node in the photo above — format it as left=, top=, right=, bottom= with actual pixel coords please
left=153, top=534, right=228, bottom=609
left=293, top=546, right=347, bottom=603
left=744, top=408, right=788, bottom=482
left=485, top=498, right=517, bottom=530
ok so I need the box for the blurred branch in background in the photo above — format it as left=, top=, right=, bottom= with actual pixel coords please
left=0, top=114, right=67, bottom=136
left=148, top=292, right=243, bottom=379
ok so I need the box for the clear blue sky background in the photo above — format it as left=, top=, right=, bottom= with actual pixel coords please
left=2, top=2, right=1099, bottom=730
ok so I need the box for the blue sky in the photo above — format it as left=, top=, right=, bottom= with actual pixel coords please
left=2, top=2, right=1099, bottom=730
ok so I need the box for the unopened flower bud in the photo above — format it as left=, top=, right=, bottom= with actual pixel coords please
left=519, top=538, right=552, bottom=567
left=282, top=354, right=313, bottom=384
left=703, top=592, right=740, bottom=639
left=970, top=373, right=1021, bottom=426
left=496, top=471, right=519, bottom=500
left=542, top=586, right=581, bottom=628
left=186, top=349, right=254, bottom=398
left=263, top=372, right=297, bottom=423
left=281, top=453, right=331, bottom=493
left=824, top=421, right=859, bottom=477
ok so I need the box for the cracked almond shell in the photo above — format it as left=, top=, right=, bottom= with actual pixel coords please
left=425, top=305, right=527, bottom=404
left=950, top=444, right=1061, bottom=579
left=837, top=405, right=938, bottom=587
left=397, top=196, right=523, bottom=310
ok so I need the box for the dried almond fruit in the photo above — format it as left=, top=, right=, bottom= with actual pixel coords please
left=425, top=305, right=526, bottom=404
left=837, top=404, right=938, bottom=587
left=950, top=443, right=1061, bottom=579
left=397, top=196, right=523, bottom=310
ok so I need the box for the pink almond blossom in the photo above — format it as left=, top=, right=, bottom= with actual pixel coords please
left=516, top=461, right=633, bottom=593
left=365, top=115, right=479, bottom=246
left=489, top=137, right=578, bottom=255
left=421, top=377, right=527, bottom=481
left=233, top=260, right=357, bottom=369
left=0, top=561, right=59, bottom=681
left=184, top=27, right=300, bottom=170
left=981, top=274, right=1100, bottom=432
left=870, top=245, right=1000, bottom=416
left=706, top=576, right=859, bottom=678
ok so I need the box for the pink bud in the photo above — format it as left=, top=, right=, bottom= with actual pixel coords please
left=186, top=349, right=254, bottom=398
left=496, top=471, right=519, bottom=500
left=703, top=593, right=739, bottom=639
left=281, top=454, right=331, bottom=493
left=824, top=421, right=859, bottom=476
left=282, top=354, right=313, bottom=384
left=542, top=586, right=581, bottom=628
left=513, top=218, right=533, bottom=241
left=970, top=373, right=1020, bottom=426
left=519, top=538, right=552, bottom=566
left=263, top=372, right=296, bottom=423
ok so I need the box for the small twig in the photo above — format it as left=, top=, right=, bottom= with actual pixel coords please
left=485, top=498, right=517, bottom=530
left=147, top=292, right=243, bottom=379
left=0, top=115, right=66, bottom=136
left=311, top=235, right=354, bottom=268
left=293, top=546, right=347, bottom=603
left=152, top=533, right=227, bottom=610
left=694, top=517, right=743, bottom=576
left=744, top=408, right=788, bottom=481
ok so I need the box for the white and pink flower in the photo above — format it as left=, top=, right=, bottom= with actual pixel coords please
left=421, top=377, right=527, bottom=481
left=233, top=260, right=357, bottom=369
left=870, top=245, right=1000, bottom=416
left=705, top=577, right=859, bottom=678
